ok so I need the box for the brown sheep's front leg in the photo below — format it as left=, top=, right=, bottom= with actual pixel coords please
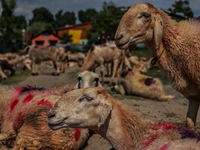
left=186, top=100, right=199, bottom=129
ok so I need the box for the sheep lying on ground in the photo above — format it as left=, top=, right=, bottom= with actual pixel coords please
left=48, top=87, right=200, bottom=150
left=66, top=51, right=85, bottom=67
left=113, top=64, right=174, bottom=101
left=0, top=86, right=89, bottom=150
left=51, top=71, right=102, bottom=95
left=115, top=2, right=200, bottom=128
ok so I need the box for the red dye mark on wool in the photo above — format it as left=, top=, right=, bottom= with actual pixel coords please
left=23, top=94, right=34, bottom=104
left=12, top=87, right=25, bottom=100
left=74, top=128, right=81, bottom=142
left=37, top=99, right=53, bottom=108
left=160, top=144, right=169, bottom=150
left=14, top=111, right=24, bottom=129
left=143, top=133, right=157, bottom=147
left=9, top=99, right=19, bottom=115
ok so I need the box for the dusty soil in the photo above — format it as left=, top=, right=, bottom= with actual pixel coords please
left=12, top=66, right=200, bottom=150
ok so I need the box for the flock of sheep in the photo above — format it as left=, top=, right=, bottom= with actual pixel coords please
left=0, top=2, right=200, bottom=150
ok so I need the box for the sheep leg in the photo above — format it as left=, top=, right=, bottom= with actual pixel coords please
left=40, top=61, right=44, bottom=73
left=32, top=61, right=36, bottom=75
left=109, top=59, right=119, bottom=86
left=99, top=59, right=104, bottom=86
left=186, top=100, right=199, bottom=129
left=0, top=66, right=7, bottom=79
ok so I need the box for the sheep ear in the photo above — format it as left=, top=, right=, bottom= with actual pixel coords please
left=97, top=101, right=112, bottom=128
left=153, top=14, right=163, bottom=56
left=74, top=81, right=81, bottom=89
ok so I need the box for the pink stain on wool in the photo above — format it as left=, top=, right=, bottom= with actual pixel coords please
left=9, top=99, right=19, bottom=116
left=37, top=99, right=53, bottom=108
left=23, top=94, right=34, bottom=104
left=14, top=111, right=24, bottom=129
left=160, top=144, right=169, bottom=150
left=74, top=129, right=81, bottom=142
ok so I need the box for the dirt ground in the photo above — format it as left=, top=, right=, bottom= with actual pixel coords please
left=11, top=66, right=200, bottom=150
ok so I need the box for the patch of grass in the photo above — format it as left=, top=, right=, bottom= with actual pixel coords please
left=132, top=47, right=153, bottom=59
left=144, top=68, right=170, bottom=85
left=163, top=112, right=177, bottom=118
left=0, top=70, right=31, bottom=85
left=67, top=68, right=80, bottom=81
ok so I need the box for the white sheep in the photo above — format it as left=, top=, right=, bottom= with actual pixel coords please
left=115, top=2, right=200, bottom=128
left=48, top=87, right=200, bottom=150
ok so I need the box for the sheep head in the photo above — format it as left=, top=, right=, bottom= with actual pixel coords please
left=75, top=71, right=102, bottom=89
left=115, top=3, right=163, bottom=55
left=48, top=87, right=112, bottom=130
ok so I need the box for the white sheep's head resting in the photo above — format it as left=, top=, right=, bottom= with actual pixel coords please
left=75, top=71, right=102, bottom=89
left=48, top=87, right=112, bottom=130
left=115, top=3, right=163, bottom=55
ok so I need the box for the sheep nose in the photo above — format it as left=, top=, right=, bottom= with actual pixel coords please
left=48, top=111, right=56, bottom=119
left=114, top=34, right=124, bottom=41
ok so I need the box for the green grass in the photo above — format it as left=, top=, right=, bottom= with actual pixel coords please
left=132, top=47, right=153, bottom=59
left=0, top=70, right=31, bottom=85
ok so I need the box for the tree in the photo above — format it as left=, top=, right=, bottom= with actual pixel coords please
left=89, top=2, right=128, bottom=44
left=29, top=7, right=54, bottom=26
left=28, top=22, right=53, bottom=36
left=55, top=10, right=76, bottom=28
left=168, top=0, right=193, bottom=18
left=0, top=0, right=16, bottom=49
left=78, top=8, right=98, bottom=23
left=13, top=15, right=27, bottom=30
left=61, top=33, right=72, bottom=43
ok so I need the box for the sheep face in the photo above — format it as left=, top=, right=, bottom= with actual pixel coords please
left=115, top=3, right=163, bottom=52
left=75, top=71, right=102, bottom=89
left=48, top=87, right=112, bottom=130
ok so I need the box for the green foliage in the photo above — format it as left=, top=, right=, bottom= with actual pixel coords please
left=29, top=7, right=54, bottom=26
left=28, top=22, right=53, bottom=36
left=13, top=15, right=27, bottom=30
left=55, top=10, right=76, bottom=27
left=0, top=0, right=16, bottom=49
left=61, top=33, right=72, bottom=43
left=78, top=8, right=98, bottom=23
left=168, top=0, right=193, bottom=18
left=89, top=2, right=129, bottom=44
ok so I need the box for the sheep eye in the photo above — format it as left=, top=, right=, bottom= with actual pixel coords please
left=94, top=78, right=99, bottom=82
left=138, top=13, right=151, bottom=19
left=85, top=96, right=93, bottom=101
left=78, top=76, right=81, bottom=81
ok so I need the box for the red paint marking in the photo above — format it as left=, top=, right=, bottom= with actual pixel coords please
left=9, top=99, right=19, bottom=115
left=160, top=144, right=169, bottom=150
left=74, top=128, right=81, bottom=142
left=154, top=122, right=178, bottom=131
left=37, top=99, right=53, bottom=108
left=23, top=94, right=34, bottom=104
left=143, top=133, right=157, bottom=147
left=14, top=111, right=24, bottom=129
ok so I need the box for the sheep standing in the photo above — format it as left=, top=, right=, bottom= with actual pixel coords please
left=80, top=45, right=125, bottom=85
left=48, top=87, right=200, bottom=150
left=113, top=64, right=174, bottom=101
left=115, top=2, right=200, bottom=128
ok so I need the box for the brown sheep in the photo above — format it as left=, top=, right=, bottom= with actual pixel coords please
left=26, top=46, right=66, bottom=75
left=0, top=85, right=89, bottom=150
left=66, top=51, right=85, bottom=67
left=80, top=45, right=125, bottom=85
left=48, top=87, right=200, bottom=150
left=115, top=2, right=200, bottom=128
left=113, top=64, right=174, bottom=101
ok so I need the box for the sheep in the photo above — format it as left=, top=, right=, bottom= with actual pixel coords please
left=48, top=87, right=200, bottom=150
left=113, top=64, right=174, bottom=101
left=66, top=51, right=85, bottom=67
left=80, top=45, right=125, bottom=85
left=26, top=46, right=67, bottom=75
left=114, top=2, right=200, bottom=128
left=50, top=71, right=102, bottom=95
left=0, top=85, right=89, bottom=150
